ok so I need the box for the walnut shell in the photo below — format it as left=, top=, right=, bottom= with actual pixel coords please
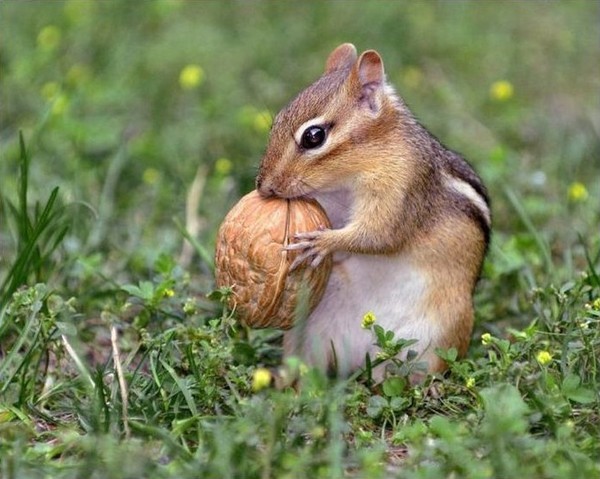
left=215, top=190, right=332, bottom=329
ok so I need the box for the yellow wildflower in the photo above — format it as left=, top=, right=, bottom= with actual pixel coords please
left=37, top=25, right=62, bottom=51
left=163, top=288, right=175, bottom=298
left=536, top=350, right=553, bottom=366
left=179, top=64, right=204, bottom=90
left=143, top=168, right=160, bottom=185
left=466, top=377, right=475, bottom=389
left=214, top=158, right=232, bottom=176
left=567, top=182, right=588, bottom=203
left=252, top=110, right=272, bottom=134
left=252, top=368, right=272, bottom=391
left=490, top=80, right=514, bottom=101
left=481, top=333, right=492, bottom=346
left=361, top=311, right=376, bottom=329
left=51, top=94, right=69, bottom=116
left=41, top=82, right=60, bottom=101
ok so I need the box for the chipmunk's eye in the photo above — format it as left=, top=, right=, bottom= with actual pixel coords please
left=300, top=126, right=326, bottom=149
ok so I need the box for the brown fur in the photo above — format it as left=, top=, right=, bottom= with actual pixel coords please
left=256, top=44, right=490, bottom=378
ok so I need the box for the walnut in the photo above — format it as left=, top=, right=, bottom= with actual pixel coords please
left=215, top=190, right=332, bottom=329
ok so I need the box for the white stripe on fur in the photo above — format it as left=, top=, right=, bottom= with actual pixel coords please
left=444, top=173, right=491, bottom=226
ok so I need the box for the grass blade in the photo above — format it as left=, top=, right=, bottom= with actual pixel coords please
left=159, top=358, right=198, bottom=417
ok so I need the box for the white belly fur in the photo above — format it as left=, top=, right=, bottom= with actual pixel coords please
left=285, top=251, right=437, bottom=376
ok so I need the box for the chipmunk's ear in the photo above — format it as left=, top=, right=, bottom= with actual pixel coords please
left=353, top=50, right=385, bottom=113
left=325, top=43, right=358, bottom=73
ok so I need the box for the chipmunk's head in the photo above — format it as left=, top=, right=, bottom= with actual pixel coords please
left=256, top=43, right=400, bottom=198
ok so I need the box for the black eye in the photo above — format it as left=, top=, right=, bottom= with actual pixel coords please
left=300, top=126, right=326, bottom=149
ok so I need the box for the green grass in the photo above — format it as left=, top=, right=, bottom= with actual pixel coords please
left=1, top=1, right=599, bottom=478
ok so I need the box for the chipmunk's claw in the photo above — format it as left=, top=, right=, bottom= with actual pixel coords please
left=285, top=229, right=330, bottom=271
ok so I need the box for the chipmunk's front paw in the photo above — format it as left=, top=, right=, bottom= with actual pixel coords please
left=285, top=229, right=332, bottom=270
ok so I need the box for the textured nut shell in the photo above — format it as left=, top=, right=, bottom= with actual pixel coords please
left=215, top=190, right=332, bottom=329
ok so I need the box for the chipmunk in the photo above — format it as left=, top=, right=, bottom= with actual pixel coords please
left=255, top=43, right=490, bottom=380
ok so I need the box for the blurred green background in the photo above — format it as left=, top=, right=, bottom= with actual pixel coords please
left=1, top=4, right=599, bottom=476
left=1, top=0, right=599, bottom=291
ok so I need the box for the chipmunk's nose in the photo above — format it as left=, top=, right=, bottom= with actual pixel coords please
left=256, top=174, right=276, bottom=198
